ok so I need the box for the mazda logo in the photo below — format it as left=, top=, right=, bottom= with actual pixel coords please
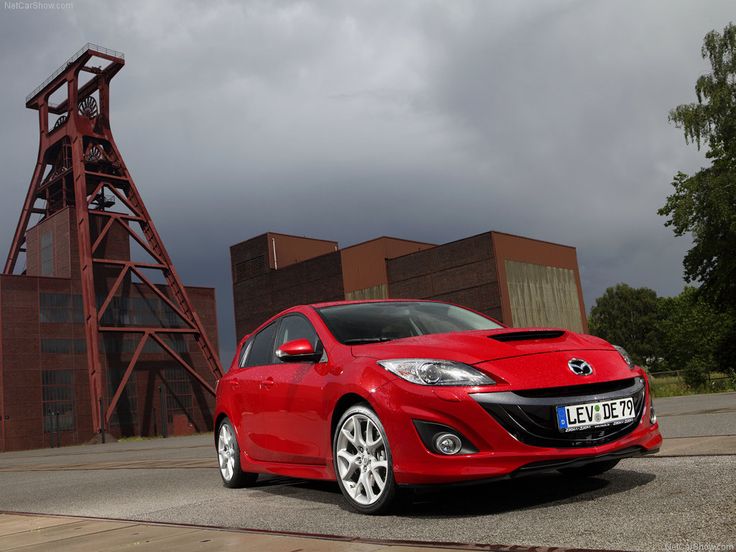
left=568, top=358, right=593, bottom=376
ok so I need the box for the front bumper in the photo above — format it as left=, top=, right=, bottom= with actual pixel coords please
left=403, top=445, right=660, bottom=489
left=372, top=373, right=662, bottom=486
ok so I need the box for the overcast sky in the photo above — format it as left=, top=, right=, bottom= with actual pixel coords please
left=0, top=0, right=731, bottom=361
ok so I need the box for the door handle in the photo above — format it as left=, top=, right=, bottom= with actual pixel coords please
left=260, top=377, right=274, bottom=390
left=230, top=381, right=240, bottom=390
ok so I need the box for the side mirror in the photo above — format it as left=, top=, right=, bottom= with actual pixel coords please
left=276, top=338, right=323, bottom=363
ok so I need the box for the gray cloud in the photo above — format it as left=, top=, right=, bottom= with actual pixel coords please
left=0, top=0, right=730, bottom=361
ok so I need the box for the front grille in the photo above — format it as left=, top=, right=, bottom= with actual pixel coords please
left=472, top=378, right=646, bottom=448
left=514, top=378, right=636, bottom=398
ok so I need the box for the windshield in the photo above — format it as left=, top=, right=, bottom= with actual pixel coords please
left=316, top=301, right=503, bottom=344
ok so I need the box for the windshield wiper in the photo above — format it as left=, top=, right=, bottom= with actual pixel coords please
left=343, top=337, right=395, bottom=345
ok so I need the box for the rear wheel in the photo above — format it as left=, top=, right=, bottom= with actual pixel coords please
left=559, top=459, right=620, bottom=478
left=334, top=405, right=398, bottom=514
left=217, top=418, right=258, bottom=488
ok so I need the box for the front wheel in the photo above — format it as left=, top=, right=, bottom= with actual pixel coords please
left=217, top=418, right=258, bottom=488
left=333, top=404, right=398, bottom=514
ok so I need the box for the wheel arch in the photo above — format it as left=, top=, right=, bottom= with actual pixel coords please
left=214, top=411, right=231, bottom=445
left=330, top=392, right=374, bottom=443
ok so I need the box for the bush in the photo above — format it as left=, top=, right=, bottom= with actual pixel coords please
left=682, top=357, right=709, bottom=389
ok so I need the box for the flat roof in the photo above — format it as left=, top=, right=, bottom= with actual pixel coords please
left=490, top=230, right=577, bottom=250
left=230, top=232, right=338, bottom=250
left=340, top=235, right=436, bottom=252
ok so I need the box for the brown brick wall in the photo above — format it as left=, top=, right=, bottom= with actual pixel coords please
left=386, top=233, right=504, bottom=321
left=231, top=235, right=344, bottom=338
left=0, top=274, right=219, bottom=452
left=26, top=208, right=73, bottom=279
left=340, top=237, right=435, bottom=295
left=267, top=233, right=338, bottom=270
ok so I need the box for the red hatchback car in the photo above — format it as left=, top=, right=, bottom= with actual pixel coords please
left=215, top=300, right=661, bottom=514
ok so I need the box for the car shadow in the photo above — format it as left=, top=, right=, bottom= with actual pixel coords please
left=401, top=468, right=656, bottom=518
left=247, top=467, right=657, bottom=517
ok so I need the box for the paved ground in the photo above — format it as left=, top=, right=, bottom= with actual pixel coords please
left=654, top=391, right=736, bottom=438
left=0, top=512, right=491, bottom=552
left=0, top=392, right=734, bottom=552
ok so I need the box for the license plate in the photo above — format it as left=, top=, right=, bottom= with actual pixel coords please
left=556, top=397, right=635, bottom=432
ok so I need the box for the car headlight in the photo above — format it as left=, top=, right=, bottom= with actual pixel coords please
left=377, top=359, right=495, bottom=386
left=613, top=345, right=635, bottom=369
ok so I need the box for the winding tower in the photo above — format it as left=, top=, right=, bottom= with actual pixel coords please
left=2, top=44, right=223, bottom=443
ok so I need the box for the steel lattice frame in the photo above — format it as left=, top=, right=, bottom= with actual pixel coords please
left=4, top=45, right=223, bottom=435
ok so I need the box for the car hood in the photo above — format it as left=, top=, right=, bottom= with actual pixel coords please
left=351, top=327, right=614, bottom=365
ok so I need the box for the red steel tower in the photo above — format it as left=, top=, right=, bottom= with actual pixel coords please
left=3, top=44, right=223, bottom=439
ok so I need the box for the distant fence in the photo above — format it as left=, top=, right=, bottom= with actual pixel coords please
left=649, top=369, right=734, bottom=392
left=649, top=369, right=731, bottom=382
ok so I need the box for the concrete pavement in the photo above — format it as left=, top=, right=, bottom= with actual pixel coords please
left=653, top=391, right=736, bottom=438
left=0, top=391, right=733, bottom=552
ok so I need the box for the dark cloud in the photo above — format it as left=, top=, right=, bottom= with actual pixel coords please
left=0, top=0, right=731, bottom=361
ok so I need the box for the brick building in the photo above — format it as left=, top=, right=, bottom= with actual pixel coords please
left=0, top=207, right=219, bottom=452
left=230, top=231, right=587, bottom=340
left=0, top=44, right=223, bottom=452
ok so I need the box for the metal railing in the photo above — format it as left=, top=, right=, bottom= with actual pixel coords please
left=26, top=43, right=125, bottom=103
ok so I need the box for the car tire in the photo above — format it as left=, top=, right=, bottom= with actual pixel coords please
left=333, top=404, right=398, bottom=514
left=558, top=459, right=620, bottom=478
left=217, top=418, right=258, bottom=488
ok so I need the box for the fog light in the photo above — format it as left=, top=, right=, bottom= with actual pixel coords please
left=649, top=401, right=657, bottom=425
left=434, top=433, right=462, bottom=455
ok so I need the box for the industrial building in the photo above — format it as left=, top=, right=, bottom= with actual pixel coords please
left=0, top=45, right=221, bottom=452
left=230, top=231, right=587, bottom=339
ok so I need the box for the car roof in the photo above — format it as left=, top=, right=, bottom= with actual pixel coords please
left=309, top=298, right=438, bottom=309
left=235, top=299, right=438, bottom=344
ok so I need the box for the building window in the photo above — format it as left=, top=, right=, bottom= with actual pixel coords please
left=42, top=370, right=75, bottom=432
left=41, top=338, right=86, bottom=354
left=101, top=335, right=187, bottom=355
left=40, top=293, right=84, bottom=324
left=40, top=230, right=54, bottom=276
left=106, top=363, right=137, bottom=428
left=98, top=295, right=186, bottom=328
left=163, top=365, right=193, bottom=419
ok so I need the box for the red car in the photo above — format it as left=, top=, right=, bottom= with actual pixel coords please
left=215, top=300, right=661, bottom=514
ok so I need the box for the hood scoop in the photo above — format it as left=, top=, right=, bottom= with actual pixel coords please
left=489, top=330, right=566, bottom=342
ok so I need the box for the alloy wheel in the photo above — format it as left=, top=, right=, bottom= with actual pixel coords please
left=218, top=423, right=236, bottom=481
left=335, top=413, right=389, bottom=505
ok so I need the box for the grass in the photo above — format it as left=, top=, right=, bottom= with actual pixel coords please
left=117, top=432, right=212, bottom=443
left=649, top=372, right=736, bottom=398
left=116, top=435, right=162, bottom=443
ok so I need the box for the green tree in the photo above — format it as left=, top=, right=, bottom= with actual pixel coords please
left=588, top=284, right=661, bottom=366
left=657, top=287, right=734, bottom=388
left=660, top=22, right=736, bottom=376
left=660, top=23, right=736, bottom=309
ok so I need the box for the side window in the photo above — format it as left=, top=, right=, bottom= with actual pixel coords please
left=243, top=322, right=278, bottom=368
left=274, top=315, right=322, bottom=361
